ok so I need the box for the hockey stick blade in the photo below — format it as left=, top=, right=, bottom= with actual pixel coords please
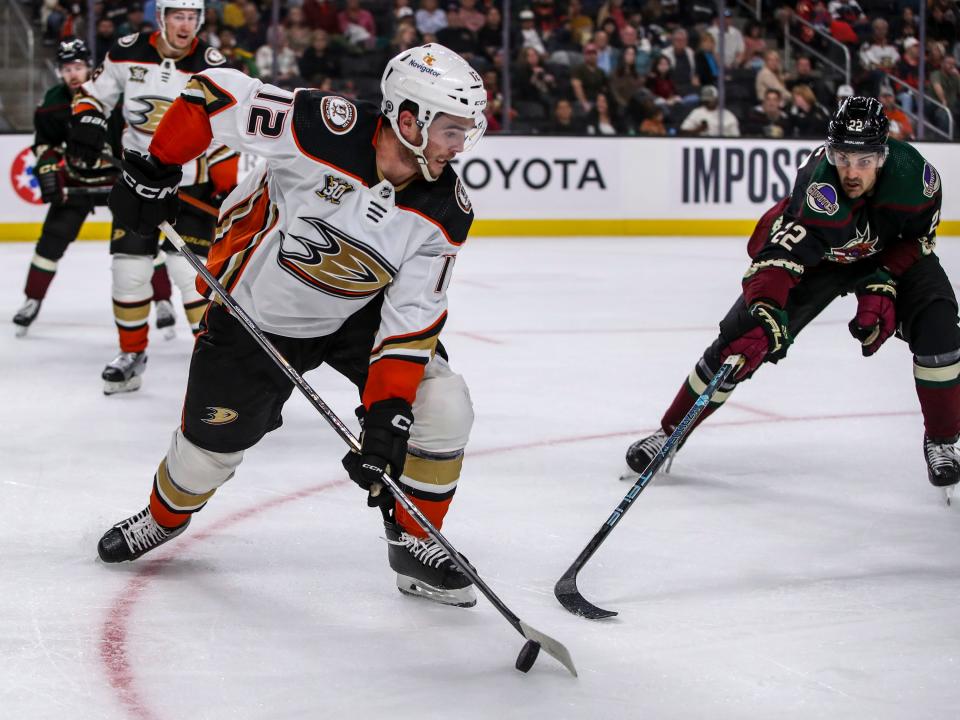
left=159, top=222, right=578, bottom=677
left=553, top=354, right=742, bottom=620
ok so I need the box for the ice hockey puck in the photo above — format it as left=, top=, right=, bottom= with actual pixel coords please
left=515, top=639, right=541, bottom=673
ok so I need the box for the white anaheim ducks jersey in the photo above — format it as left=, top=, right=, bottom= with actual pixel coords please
left=150, top=68, right=474, bottom=403
left=74, top=32, right=230, bottom=186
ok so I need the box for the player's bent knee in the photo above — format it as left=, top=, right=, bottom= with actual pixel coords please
left=165, top=252, right=204, bottom=304
left=112, top=254, right=154, bottom=299
left=410, top=370, right=474, bottom=454
left=165, top=428, right=244, bottom=494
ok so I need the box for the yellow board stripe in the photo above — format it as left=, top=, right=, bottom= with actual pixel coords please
left=1, top=219, right=959, bottom=241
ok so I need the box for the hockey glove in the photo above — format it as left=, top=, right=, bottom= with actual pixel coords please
left=67, top=109, right=108, bottom=167
left=849, top=269, right=897, bottom=357
left=109, top=150, right=182, bottom=236
left=35, top=149, right=64, bottom=204
left=721, top=301, right=791, bottom=380
left=342, top=399, right=413, bottom=507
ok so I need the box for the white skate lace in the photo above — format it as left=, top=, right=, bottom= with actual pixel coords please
left=926, top=439, right=960, bottom=472
left=636, top=429, right=668, bottom=456
left=388, top=533, right=452, bottom=569
left=120, top=509, right=170, bottom=554
left=15, top=299, right=40, bottom=319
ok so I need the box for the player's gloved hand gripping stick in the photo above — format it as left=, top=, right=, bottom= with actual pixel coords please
left=554, top=353, right=743, bottom=620
left=159, top=222, right=577, bottom=678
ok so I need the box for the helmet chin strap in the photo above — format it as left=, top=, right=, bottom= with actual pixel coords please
left=390, top=117, right=439, bottom=182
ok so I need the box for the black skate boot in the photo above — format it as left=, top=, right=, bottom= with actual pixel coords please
left=621, top=428, right=680, bottom=480
left=154, top=299, right=176, bottom=340
left=102, top=351, right=147, bottom=395
left=385, top=522, right=476, bottom=607
left=98, top=506, right=190, bottom=562
left=924, top=435, right=960, bottom=505
left=13, top=298, right=41, bottom=337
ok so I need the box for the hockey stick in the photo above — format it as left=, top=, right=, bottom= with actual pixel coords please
left=159, top=222, right=577, bottom=677
left=554, top=353, right=743, bottom=620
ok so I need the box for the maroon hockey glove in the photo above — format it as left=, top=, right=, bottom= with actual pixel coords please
left=109, top=150, right=182, bottom=236
left=342, top=399, right=413, bottom=506
left=849, top=269, right=897, bottom=357
left=721, top=302, right=791, bottom=380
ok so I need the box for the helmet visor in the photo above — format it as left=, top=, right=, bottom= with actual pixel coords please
left=826, top=146, right=888, bottom=169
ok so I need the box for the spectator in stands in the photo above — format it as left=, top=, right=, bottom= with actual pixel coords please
left=585, top=91, right=625, bottom=134
left=894, top=36, right=921, bottom=112
left=618, top=24, right=651, bottom=75
left=755, top=49, right=789, bottom=104
left=514, top=45, right=555, bottom=111
left=477, top=5, right=502, bottom=63
left=117, top=3, right=147, bottom=37
left=828, top=3, right=862, bottom=48
left=834, top=82, right=854, bottom=111
left=459, top=0, right=486, bottom=34
left=236, top=2, right=268, bottom=54
left=389, top=21, right=420, bottom=55
left=299, top=28, right=341, bottom=84
left=482, top=68, right=506, bottom=133
left=592, top=30, right=617, bottom=75
left=786, top=54, right=830, bottom=107
left=707, top=9, right=745, bottom=69
left=94, top=17, right=116, bottom=66
left=218, top=27, right=258, bottom=75
left=646, top=55, right=682, bottom=110
left=416, top=0, right=448, bottom=36
left=565, top=0, right=594, bottom=46
left=285, top=7, right=313, bottom=57
left=662, top=28, right=700, bottom=101
left=639, top=103, right=668, bottom=135
left=859, top=18, right=900, bottom=75
left=256, top=25, right=300, bottom=86
left=303, top=0, right=340, bottom=35
left=680, top=85, right=740, bottom=136
left=787, top=83, right=830, bottom=137
left=437, top=3, right=481, bottom=61
left=547, top=98, right=584, bottom=134
left=741, top=19, right=767, bottom=70
left=878, top=84, right=914, bottom=140
left=338, top=0, right=376, bottom=49
left=609, top=45, right=643, bottom=109
left=222, top=0, right=246, bottom=30
left=516, top=8, right=547, bottom=56
left=931, top=54, right=960, bottom=137
left=929, top=0, right=958, bottom=48
left=745, top=87, right=791, bottom=137
left=695, top=31, right=719, bottom=88
left=597, top=0, right=627, bottom=32
left=572, top=42, right=610, bottom=112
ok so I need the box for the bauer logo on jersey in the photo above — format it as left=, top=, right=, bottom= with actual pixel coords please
left=806, top=182, right=839, bottom=216
left=278, top=216, right=397, bottom=298
left=316, top=174, right=355, bottom=205
left=201, top=407, right=239, bottom=425
left=320, top=96, right=357, bottom=135
left=922, top=163, right=940, bottom=198
left=128, top=66, right=147, bottom=83
left=128, top=96, right=173, bottom=134
left=454, top=177, right=472, bottom=213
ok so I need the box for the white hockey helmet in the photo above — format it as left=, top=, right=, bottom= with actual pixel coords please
left=381, top=44, right=487, bottom=182
left=157, top=0, right=205, bottom=42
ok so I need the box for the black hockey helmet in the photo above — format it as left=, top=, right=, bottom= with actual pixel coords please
left=57, top=37, right=91, bottom=66
left=826, top=96, right=889, bottom=155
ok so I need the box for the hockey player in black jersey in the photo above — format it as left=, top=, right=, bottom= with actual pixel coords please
left=625, top=97, right=960, bottom=503
left=97, top=45, right=489, bottom=607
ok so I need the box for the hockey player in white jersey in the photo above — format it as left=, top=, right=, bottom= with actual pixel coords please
left=97, top=45, right=489, bottom=607
left=69, top=0, right=238, bottom=394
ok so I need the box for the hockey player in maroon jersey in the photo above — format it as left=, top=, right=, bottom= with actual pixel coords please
left=69, top=0, right=238, bottom=393
left=624, top=97, right=960, bottom=503
left=97, top=45, right=489, bottom=607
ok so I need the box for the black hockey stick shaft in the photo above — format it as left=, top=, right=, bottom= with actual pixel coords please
left=159, top=222, right=577, bottom=677
left=554, top=354, right=742, bottom=619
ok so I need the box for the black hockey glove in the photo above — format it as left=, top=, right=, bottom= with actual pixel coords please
left=67, top=109, right=108, bottom=167
left=848, top=269, right=898, bottom=357
left=342, top=399, right=413, bottom=507
left=109, top=150, right=182, bottom=236
left=35, top=149, right=64, bottom=204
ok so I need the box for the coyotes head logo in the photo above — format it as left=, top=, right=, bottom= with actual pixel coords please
left=277, top=217, right=397, bottom=297
left=826, top=221, right=879, bottom=263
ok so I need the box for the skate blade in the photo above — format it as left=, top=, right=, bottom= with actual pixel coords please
left=103, top=375, right=143, bottom=395
left=396, top=574, right=477, bottom=607
left=944, top=485, right=956, bottom=506
left=14, top=324, right=28, bottom=338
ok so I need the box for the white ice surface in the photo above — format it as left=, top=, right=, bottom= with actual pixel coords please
left=1, top=237, right=959, bottom=720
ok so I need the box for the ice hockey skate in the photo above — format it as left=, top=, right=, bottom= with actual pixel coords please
left=924, top=435, right=960, bottom=505
left=102, top=351, right=147, bottom=394
left=384, top=522, right=476, bottom=607
left=97, top=506, right=190, bottom=562
left=155, top=299, right=176, bottom=340
left=12, top=298, right=41, bottom=337
left=620, top=428, right=678, bottom=481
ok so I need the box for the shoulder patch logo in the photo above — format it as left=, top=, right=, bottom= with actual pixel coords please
left=806, top=182, right=839, bottom=216
left=320, top=95, right=358, bottom=135
left=316, top=174, right=355, bottom=205
left=922, top=162, right=940, bottom=198
left=201, top=407, right=239, bottom=425
left=455, top=176, right=472, bottom=214
left=205, top=47, right=226, bottom=66
left=118, top=33, right=139, bottom=48
left=128, top=66, right=147, bottom=83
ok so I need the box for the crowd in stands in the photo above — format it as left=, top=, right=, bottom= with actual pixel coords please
left=30, top=0, right=960, bottom=139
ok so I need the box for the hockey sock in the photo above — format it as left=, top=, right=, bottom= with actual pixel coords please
left=148, top=459, right=215, bottom=529
left=915, top=352, right=960, bottom=441
left=24, top=254, right=58, bottom=299
left=151, top=261, right=172, bottom=302
left=184, top=298, right=209, bottom=335
left=661, top=358, right=737, bottom=434
left=113, top=298, right=151, bottom=352
left=393, top=450, right=463, bottom=538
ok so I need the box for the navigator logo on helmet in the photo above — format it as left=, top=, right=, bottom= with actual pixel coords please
left=380, top=44, right=487, bottom=182
left=825, top=96, right=890, bottom=168
left=156, top=0, right=204, bottom=45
